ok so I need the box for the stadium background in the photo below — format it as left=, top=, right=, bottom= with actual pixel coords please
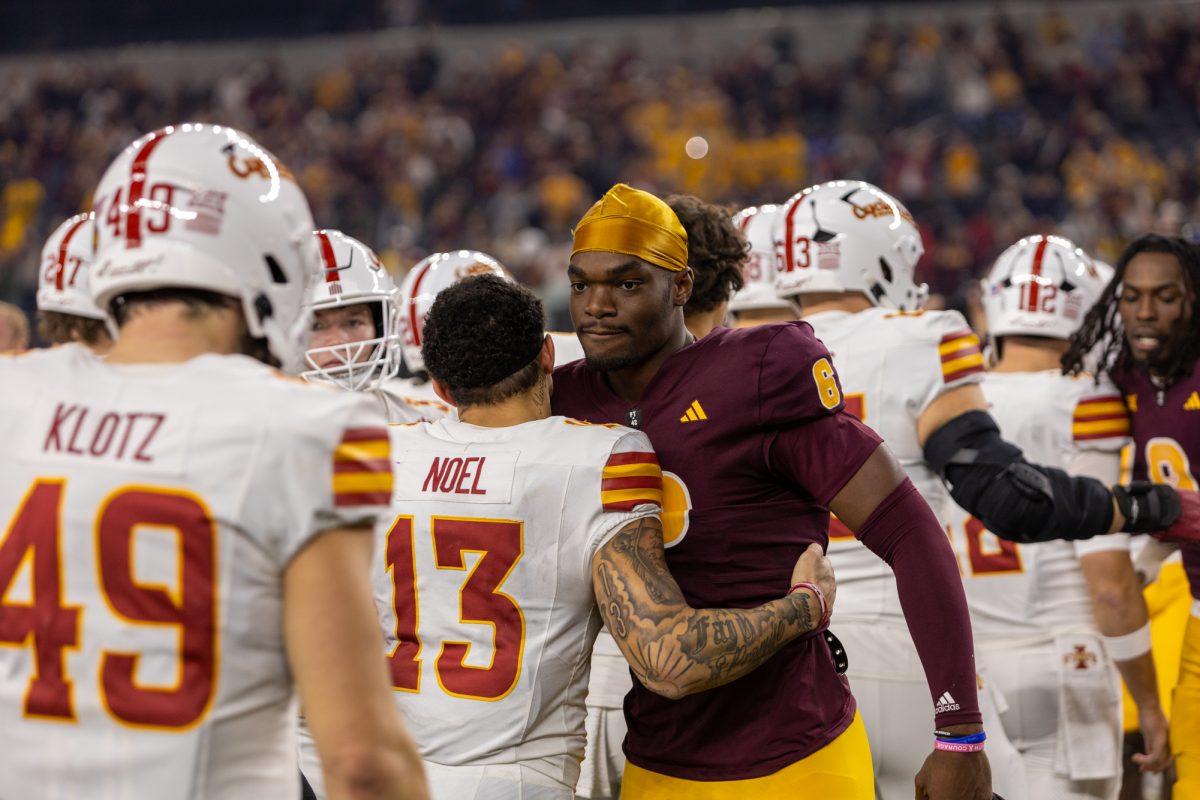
left=1, top=0, right=1198, bottom=336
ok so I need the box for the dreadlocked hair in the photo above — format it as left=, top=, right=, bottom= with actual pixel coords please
left=1062, top=233, right=1200, bottom=385
left=666, top=194, right=748, bottom=315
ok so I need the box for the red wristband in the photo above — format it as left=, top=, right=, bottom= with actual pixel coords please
left=788, top=581, right=830, bottom=629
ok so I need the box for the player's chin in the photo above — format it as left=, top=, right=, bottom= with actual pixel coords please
left=581, top=344, right=642, bottom=373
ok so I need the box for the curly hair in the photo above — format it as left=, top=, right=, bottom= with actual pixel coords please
left=421, top=275, right=546, bottom=408
left=1063, top=234, right=1200, bottom=386
left=666, top=194, right=748, bottom=315
left=37, top=310, right=109, bottom=346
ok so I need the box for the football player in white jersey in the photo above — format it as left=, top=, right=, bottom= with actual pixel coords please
left=397, top=249, right=585, bottom=408
left=35, top=213, right=113, bottom=353
left=382, top=273, right=836, bottom=800
left=773, top=180, right=1183, bottom=799
left=301, top=228, right=451, bottom=423
left=727, top=204, right=795, bottom=329
left=0, top=123, right=427, bottom=800
left=952, top=235, right=1170, bottom=799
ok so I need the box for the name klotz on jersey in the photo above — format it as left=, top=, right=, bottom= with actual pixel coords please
left=22, top=398, right=186, bottom=474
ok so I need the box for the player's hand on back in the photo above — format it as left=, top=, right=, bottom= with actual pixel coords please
left=789, top=542, right=835, bottom=626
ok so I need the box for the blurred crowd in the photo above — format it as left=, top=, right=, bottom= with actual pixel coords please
left=3, top=6, right=1200, bottom=330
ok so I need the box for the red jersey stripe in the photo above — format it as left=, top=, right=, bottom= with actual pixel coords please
left=939, top=344, right=981, bottom=363
left=604, top=451, right=660, bottom=468
left=341, top=427, right=390, bottom=443
left=334, top=491, right=392, bottom=507
left=602, top=475, right=664, bottom=493
left=333, top=458, right=392, bottom=474
left=943, top=363, right=985, bottom=383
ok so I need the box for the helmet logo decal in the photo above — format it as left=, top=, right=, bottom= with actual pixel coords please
left=184, top=189, right=227, bottom=236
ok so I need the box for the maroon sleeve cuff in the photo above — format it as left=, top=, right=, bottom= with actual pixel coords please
left=856, top=478, right=982, bottom=727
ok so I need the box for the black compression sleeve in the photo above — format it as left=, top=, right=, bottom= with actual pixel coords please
left=923, top=410, right=1115, bottom=543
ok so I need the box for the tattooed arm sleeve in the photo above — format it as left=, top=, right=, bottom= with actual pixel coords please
left=590, top=515, right=818, bottom=699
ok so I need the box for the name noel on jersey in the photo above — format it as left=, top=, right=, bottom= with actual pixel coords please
left=23, top=398, right=181, bottom=473
left=394, top=450, right=518, bottom=504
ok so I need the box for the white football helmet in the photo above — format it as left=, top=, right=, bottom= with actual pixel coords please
left=982, top=234, right=1108, bottom=341
left=37, top=213, right=105, bottom=320
left=90, top=123, right=318, bottom=371
left=773, top=180, right=927, bottom=311
left=728, top=205, right=794, bottom=314
left=301, top=230, right=401, bottom=390
left=399, top=250, right=506, bottom=374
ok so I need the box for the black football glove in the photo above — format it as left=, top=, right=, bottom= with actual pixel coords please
left=1112, top=482, right=1181, bottom=533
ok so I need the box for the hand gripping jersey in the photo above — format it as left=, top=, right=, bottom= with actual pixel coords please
left=0, top=346, right=392, bottom=800
left=552, top=322, right=882, bottom=781
left=946, top=371, right=1132, bottom=639
left=1116, top=362, right=1200, bottom=605
left=376, top=417, right=661, bottom=789
left=804, top=307, right=985, bottom=624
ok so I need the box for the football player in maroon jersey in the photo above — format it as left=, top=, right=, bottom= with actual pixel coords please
left=1064, top=233, right=1200, bottom=796
left=552, top=183, right=992, bottom=800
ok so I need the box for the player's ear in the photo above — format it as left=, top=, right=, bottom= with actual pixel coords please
left=430, top=378, right=459, bottom=408
left=538, top=334, right=554, bottom=374
left=672, top=267, right=694, bottom=308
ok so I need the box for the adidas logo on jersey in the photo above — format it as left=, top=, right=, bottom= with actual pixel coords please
left=934, top=691, right=960, bottom=713
left=679, top=400, right=708, bottom=423
left=1185, top=391, right=1200, bottom=411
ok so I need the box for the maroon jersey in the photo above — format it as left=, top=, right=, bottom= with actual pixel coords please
left=1115, top=361, right=1200, bottom=599
left=552, top=322, right=882, bottom=780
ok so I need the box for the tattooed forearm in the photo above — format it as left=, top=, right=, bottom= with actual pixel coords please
left=592, top=516, right=819, bottom=699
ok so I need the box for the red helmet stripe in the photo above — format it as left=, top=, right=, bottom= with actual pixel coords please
left=316, top=231, right=340, bottom=282
left=738, top=208, right=755, bottom=233
left=407, top=260, right=437, bottom=347
left=784, top=199, right=802, bottom=273
left=125, top=130, right=173, bottom=249
left=54, top=216, right=89, bottom=290
left=1026, top=237, right=1049, bottom=311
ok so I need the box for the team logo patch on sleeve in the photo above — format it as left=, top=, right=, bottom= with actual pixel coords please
left=938, top=329, right=984, bottom=383
left=601, top=451, right=664, bottom=512
left=332, top=427, right=393, bottom=506
left=1072, top=396, right=1131, bottom=441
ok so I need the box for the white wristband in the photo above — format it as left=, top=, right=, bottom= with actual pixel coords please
left=1102, top=622, right=1152, bottom=661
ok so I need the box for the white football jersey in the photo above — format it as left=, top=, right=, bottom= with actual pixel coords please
left=804, top=307, right=985, bottom=624
left=0, top=345, right=393, bottom=800
left=948, top=371, right=1132, bottom=640
left=376, top=416, right=660, bottom=787
left=377, top=377, right=452, bottom=423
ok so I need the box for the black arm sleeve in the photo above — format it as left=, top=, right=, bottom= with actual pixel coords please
left=923, top=410, right=1115, bottom=543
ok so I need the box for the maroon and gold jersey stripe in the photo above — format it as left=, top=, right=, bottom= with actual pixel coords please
left=333, top=427, right=393, bottom=506
left=938, top=329, right=984, bottom=383
left=602, top=451, right=663, bottom=512
left=1072, top=396, right=1131, bottom=441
